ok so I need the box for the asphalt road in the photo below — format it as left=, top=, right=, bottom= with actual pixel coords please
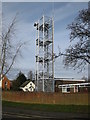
left=2, top=106, right=90, bottom=120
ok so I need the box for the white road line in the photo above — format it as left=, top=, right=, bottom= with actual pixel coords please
left=3, top=113, right=33, bottom=118
left=3, top=112, right=53, bottom=119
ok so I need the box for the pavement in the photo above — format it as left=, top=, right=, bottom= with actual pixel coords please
left=2, top=106, right=90, bottom=120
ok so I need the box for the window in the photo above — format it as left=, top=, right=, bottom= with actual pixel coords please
left=62, top=87, right=67, bottom=93
left=30, top=88, right=33, bottom=91
left=5, top=82, right=7, bottom=86
left=62, top=87, right=70, bottom=93
left=29, top=86, right=32, bottom=89
left=30, top=83, right=32, bottom=86
left=25, top=88, right=28, bottom=91
left=5, top=82, right=8, bottom=90
left=67, top=88, right=70, bottom=92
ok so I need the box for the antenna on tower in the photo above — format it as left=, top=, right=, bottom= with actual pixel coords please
left=88, top=1, right=90, bottom=10
left=52, top=0, right=55, bottom=19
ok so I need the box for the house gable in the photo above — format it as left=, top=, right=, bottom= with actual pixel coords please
left=2, top=76, right=10, bottom=90
left=20, top=81, right=35, bottom=92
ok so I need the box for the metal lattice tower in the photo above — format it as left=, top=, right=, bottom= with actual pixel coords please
left=34, top=15, right=54, bottom=92
left=88, top=1, right=90, bottom=81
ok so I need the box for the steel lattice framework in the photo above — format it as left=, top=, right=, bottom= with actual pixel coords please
left=34, top=16, right=54, bottom=92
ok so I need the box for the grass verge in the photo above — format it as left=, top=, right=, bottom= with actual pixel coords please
left=2, top=100, right=90, bottom=113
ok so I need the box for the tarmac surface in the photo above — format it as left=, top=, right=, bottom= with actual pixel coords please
left=2, top=106, right=90, bottom=120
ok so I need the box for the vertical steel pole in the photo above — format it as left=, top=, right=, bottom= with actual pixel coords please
left=37, top=20, right=39, bottom=91
left=35, top=21, right=39, bottom=92
left=88, top=2, right=90, bottom=82
left=52, top=17, right=54, bottom=92
left=35, top=24, right=37, bottom=91
left=43, top=15, right=45, bottom=92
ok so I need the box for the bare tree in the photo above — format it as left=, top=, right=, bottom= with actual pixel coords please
left=60, top=3, right=90, bottom=72
left=28, top=70, right=34, bottom=80
left=0, top=14, right=27, bottom=79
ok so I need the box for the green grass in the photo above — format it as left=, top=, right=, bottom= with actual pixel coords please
left=2, top=100, right=90, bottom=113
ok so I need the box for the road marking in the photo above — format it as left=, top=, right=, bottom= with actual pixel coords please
left=3, top=113, right=33, bottom=118
left=3, top=112, right=53, bottom=119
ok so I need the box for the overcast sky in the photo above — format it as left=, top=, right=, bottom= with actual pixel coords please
left=2, top=2, right=88, bottom=79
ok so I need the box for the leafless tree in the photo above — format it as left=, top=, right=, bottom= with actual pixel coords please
left=60, top=4, right=90, bottom=72
left=0, top=14, right=27, bottom=79
left=28, top=70, right=34, bottom=80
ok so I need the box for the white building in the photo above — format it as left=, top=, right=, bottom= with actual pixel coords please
left=20, top=81, right=35, bottom=92
left=59, top=82, right=90, bottom=93
left=54, top=78, right=90, bottom=93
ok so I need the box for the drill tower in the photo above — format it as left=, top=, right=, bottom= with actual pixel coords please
left=34, top=16, right=54, bottom=92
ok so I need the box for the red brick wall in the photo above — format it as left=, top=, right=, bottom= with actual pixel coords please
left=2, top=76, right=10, bottom=90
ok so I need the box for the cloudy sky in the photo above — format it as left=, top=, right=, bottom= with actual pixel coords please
left=2, top=1, right=88, bottom=79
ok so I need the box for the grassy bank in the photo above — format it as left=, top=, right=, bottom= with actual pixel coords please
left=2, top=100, right=90, bottom=113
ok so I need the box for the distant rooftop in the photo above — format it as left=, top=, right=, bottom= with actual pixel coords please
left=54, top=78, right=85, bottom=82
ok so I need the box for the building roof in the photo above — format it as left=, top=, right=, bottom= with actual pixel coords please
left=20, top=81, right=35, bottom=88
left=59, top=82, right=90, bottom=88
left=20, top=81, right=30, bottom=87
left=54, top=78, right=85, bottom=82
